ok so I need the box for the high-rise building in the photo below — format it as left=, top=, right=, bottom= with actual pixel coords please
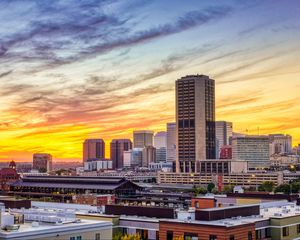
left=133, top=130, right=154, bottom=148
left=83, top=139, right=105, bottom=162
left=123, top=148, right=143, bottom=168
left=176, top=75, right=216, bottom=173
left=33, top=153, right=52, bottom=172
left=154, top=131, right=167, bottom=162
left=110, top=139, right=132, bottom=169
left=269, top=134, right=292, bottom=155
left=215, top=121, right=233, bottom=158
left=232, top=135, right=270, bottom=169
left=142, top=146, right=156, bottom=167
left=166, top=122, right=176, bottom=162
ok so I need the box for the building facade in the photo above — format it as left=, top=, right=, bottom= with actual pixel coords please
left=176, top=75, right=216, bottom=173
left=32, top=153, right=52, bottom=173
left=154, top=131, right=167, bottom=162
left=269, top=134, right=292, bottom=155
left=232, top=135, right=270, bottom=169
left=142, top=146, right=156, bottom=167
left=166, top=122, right=176, bottom=162
left=215, top=121, right=233, bottom=158
left=110, top=139, right=132, bottom=169
left=133, top=130, right=154, bottom=148
left=83, top=139, right=105, bottom=162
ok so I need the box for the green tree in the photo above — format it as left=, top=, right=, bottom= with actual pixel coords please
left=207, top=183, right=215, bottom=193
left=192, top=185, right=207, bottom=195
left=258, top=181, right=275, bottom=192
left=222, top=185, right=234, bottom=194
left=275, top=184, right=291, bottom=194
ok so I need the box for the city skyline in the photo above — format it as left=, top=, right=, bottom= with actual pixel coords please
left=0, top=0, right=300, bottom=162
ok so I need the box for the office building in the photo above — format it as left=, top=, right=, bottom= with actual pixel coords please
left=215, top=121, right=233, bottom=158
left=83, top=139, right=105, bottom=162
left=142, top=146, right=156, bottom=167
left=269, top=134, right=292, bottom=155
left=166, top=122, right=176, bottom=162
left=232, top=135, right=270, bottom=169
left=176, top=75, right=216, bottom=173
left=110, top=139, right=132, bottom=169
left=154, top=131, right=167, bottom=162
left=32, top=153, right=52, bottom=172
left=123, top=148, right=143, bottom=168
left=133, top=130, right=154, bottom=148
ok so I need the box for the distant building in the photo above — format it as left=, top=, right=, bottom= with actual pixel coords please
left=84, top=160, right=113, bottom=171
left=269, top=134, right=292, bottom=155
left=110, top=139, right=132, bottom=169
left=220, top=145, right=232, bottom=159
left=142, top=146, right=156, bottom=167
left=0, top=163, right=20, bottom=190
left=215, top=121, right=233, bottom=158
left=33, top=153, right=52, bottom=172
left=154, top=132, right=167, bottom=162
left=232, top=135, right=270, bottom=169
left=176, top=75, right=216, bottom=173
left=123, top=148, right=144, bottom=168
left=133, top=130, right=154, bottom=148
left=166, top=122, right=176, bottom=162
left=83, top=139, right=105, bottom=162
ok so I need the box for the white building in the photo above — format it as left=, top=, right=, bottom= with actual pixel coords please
left=232, top=135, right=270, bottom=169
left=0, top=206, right=112, bottom=240
left=84, top=160, right=113, bottom=171
left=154, top=131, right=167, bottom=162
left=166, top=122, right=176, bottom=162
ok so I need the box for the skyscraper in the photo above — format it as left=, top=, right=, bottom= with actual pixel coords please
left=110, top=139, right=132, bottom=169
left=166, top=122, right=176, bottom=162
left=215, top=121, right=233, bottom=158
left=133, top=130, right=154, bottom=148
left=176, top=75, right=216, bottom=173
left=154, top=131, right=167, bottom=162
left=83, top=139, right=105, bottom=162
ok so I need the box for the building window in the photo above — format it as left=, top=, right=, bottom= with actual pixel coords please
left=95, top=233, right=100, bottom=240
left=298, top=224, right=300, bottom=233
left=248, top=232, right=252, bottom=240
left=70, top=237, right=75, bottom=240
left=184, top=232, right=198, bottom=240
left=209, top=235, right=217, bottom=240
left=283, top=227, right=289, bottom=237
left=229, top=235, right=235, bottom=240
left=265, top=228, right=271, bottom=238
left=167, top=231, right=173, bottom=240
left=76, top=237, right=82, bottom=240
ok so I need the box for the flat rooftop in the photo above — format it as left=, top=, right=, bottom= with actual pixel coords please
left=0, top=219, right=111, bottom=239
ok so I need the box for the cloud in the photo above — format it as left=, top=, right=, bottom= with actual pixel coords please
left=0, top=70, right=13, bottom=78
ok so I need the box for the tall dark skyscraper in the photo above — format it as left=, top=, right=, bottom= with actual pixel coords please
left=176, top=75, right=216, bottom=173
left=110, top=139, right=132, bottom=169
left=83, top=139, right=105, bottom=162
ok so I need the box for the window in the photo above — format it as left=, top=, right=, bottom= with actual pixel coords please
left=298, top=224, right=300, bottom=233
left=265, top=228, right=271, bottom=238
left=76, top=237, right=82, bottom=240
left=95, top=233, right=100, bottom=240
left=184, top=232, right=198, bottom=240
left=248, top=232, right=252, bottom=240
left=167, top=231, right=173, bottom=240
left=70, top=237, right=75, bottom=240
left=209, top=235, right=217, bottom=240
left=229, top=235, right=235, bottom=240
left=283, top=227, right=289, bottom=237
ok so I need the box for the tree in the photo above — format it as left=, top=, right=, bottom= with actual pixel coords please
left=258, top=181, right=275, bottom=192
left=193, top=185, right=207, bottom=195
left=222, top=185, right=234, bottom=194
left=275, top=184, right=291, bottom=194
left=207, top=183, right=215, bottom=193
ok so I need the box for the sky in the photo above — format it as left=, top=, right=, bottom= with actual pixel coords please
left=0, top=0, right=300, bottom=162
